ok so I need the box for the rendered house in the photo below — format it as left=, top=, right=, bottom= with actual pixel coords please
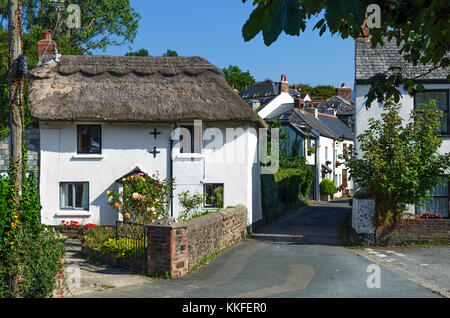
left=353, top=36, right=450, bottom=242
left=23, top=37, right=266, bottom=227
left=240, top=76, right=311, bottom=117
left=264, top=98, right=354, bottom=200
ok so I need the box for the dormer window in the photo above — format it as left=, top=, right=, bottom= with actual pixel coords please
left=77, top=125, right=101, bottom=154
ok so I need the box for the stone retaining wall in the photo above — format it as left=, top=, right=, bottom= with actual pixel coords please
left=376, top=219, right=450, bottom=246
left=146, top=205, right=247, bottom=278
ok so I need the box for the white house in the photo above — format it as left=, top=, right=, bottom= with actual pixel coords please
left=28, top=48, right=266, bottom=227
left=353, top=36, right=450, bottom=243
left=263, top=98, right=354, bottom=200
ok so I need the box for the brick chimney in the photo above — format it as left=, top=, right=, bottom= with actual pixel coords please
left=337, top=83, right=352, bottom=101
left=293, top=97, right=304, bottom=110
left=280, top=75, right=289, bottom=93
left=38, top=30, right=57, bottom=60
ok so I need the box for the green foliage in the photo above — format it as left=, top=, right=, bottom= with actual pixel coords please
left=222, top=65, right=255, bottom=92
left=320, top=178, right=337, bottom=195
left=292, top=84, right=337, bottom=100
left=82, top=226, right=115, bottom=249
left=125, top=48, right=149, bottom=56
left=99, top=237, right=146, bottom=258
left=0, top=160, right=65, bottom=298
left=108, top=173, right=174, bottom=224
left=163, top=49, right=178, bottom=57
left=241, top=0, right=450, bottom=106
left=344, top=99, right=450, bottom=226
left=177, top=190, right=205, bottom=221
left=261, top=157, right=313, bottom=223
left=1, top=0, right=140, bottom=53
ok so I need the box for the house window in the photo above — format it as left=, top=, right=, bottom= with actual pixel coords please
left=414, top=90, right=449, bottom=135
left=204, top=183, right=224, bottom=208
left=179, top=125, right=201, bottom=154
left=416, top=177, right=449, bottom=218
left=77, top=125, right=101, bottom=154
left=60, top=182, right=89, bottom=210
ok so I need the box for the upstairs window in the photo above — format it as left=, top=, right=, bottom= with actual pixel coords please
left=414, top=90, right=449, bottom=135
left=60, top=182, right=89, bottom=210
left=77, top=125, right=101, bottom=154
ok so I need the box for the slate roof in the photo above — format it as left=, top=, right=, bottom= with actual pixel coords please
left=305, top=96, right=355, bottom=116
left=355, top=39, right=449, bottom=83
left=240, top=80, right=279, bottom=99
left=317, top=113, right=353, bottom=140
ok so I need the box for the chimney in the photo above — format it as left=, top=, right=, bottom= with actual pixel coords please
left=249, top=99, right=260, bottom=110
left=280, top=75, right=289, bottom=93
left=305, top=107, right=318, bottom=118
left=38, top=30, right=58, bottom=61
left=294, top=97, right=304, bottom=110
left=337, top=82, right=352, bottom=101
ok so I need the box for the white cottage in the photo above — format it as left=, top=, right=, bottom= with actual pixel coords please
left=28, top=53, right=266, bottom=227
left=353, top=36, right=450, bottom=243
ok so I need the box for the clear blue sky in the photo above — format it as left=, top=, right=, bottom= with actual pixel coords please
left=93, top=0, right=355, bottom=88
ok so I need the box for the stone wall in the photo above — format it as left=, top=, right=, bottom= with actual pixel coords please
left=0, top=122, right=40, bottom=174
left=376, top=219, right=450, bottom=246
left=146, top=205, right=247, bottom=278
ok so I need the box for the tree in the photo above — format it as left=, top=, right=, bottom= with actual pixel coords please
left=222, top=65, right=255, bottom=92
left=125, top=48, right=149, bottom=56
left=344, top=99, right=450, bottom=227
left=163, top=49, right=178, bottom=57
left=0, top=0, right=141, bottom=53
left=241, top=0, right=449, bottom=107
left=291, top=83, right=336, bottom=100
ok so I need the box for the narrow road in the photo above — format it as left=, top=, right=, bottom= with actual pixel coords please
left=70, top=201, right=441, bottom=298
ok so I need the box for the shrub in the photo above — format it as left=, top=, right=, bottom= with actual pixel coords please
left=107, top=172, right=174, bottom=224
left=320, top=178, right=337, bottom=195
left=82, top=226, right=115, bottom=249
left=100, top=237, right=147, bottom=258
left=0, top=163, right=65, bottom=298
left=178, top=190, right=205, bottom=221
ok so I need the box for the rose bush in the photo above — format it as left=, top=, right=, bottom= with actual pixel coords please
left=107, top=172, right=174, bottom=224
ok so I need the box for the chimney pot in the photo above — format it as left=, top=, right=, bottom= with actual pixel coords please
left=38, top=29, right=57, bottom=61
left=280, top=74, right=289, bottom=93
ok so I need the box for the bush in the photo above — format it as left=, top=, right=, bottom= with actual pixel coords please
left=100, top=237, right=147, bottom=258
left=82, top=226, right=115, bottom=249
left=320, top=178, right=337, bottom=195
left=0, top=165, right=65, bottom=298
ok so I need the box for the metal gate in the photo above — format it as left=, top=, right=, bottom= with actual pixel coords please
left=115, top=221, right=148, bottom=273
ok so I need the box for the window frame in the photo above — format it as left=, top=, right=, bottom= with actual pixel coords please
left=203, top=183, right=224, bottom=209
left=415, top=176, right=449, bottom=218
left=77, top=125, right=102, bottom=155
left=60, top=182, right=90, bottom=211
left=413, top=89, right=450, bottom=136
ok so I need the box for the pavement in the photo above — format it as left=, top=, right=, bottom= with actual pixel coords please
left=64, top=200, right=449, bottom=298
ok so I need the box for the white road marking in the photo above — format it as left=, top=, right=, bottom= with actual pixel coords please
left=375, top=254, right=388, bottom=258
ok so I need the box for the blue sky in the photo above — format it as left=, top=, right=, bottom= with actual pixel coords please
left=94, top=0, right=355, bottom=88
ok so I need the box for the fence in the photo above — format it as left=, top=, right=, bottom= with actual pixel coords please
left=115, top=221, right=148, bottom=273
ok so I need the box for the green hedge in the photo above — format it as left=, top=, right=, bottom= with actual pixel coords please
left=320, top=178, right=337, bottom=195
left=261, top=159, right=314, bottom=224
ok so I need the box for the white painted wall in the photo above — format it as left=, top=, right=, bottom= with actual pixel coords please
left=354, top=83, right=450, bottom=214
left=39, top=121, right=262, bottom=226
left=258, top=92, right=294, bottom=119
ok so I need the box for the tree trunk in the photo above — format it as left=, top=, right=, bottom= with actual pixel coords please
left=8, top=0, right=24, bottom=298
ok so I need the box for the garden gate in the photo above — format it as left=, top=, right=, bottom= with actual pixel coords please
left=115, top=221, right=148, bottom=273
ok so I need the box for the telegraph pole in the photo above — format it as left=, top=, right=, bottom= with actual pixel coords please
left=8, top=0, right=24, bottom=198
left=8, top=0, right=24, bottom=298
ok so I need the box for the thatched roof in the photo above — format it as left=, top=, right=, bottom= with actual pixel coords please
left=29, top=55, right=266, bottom=128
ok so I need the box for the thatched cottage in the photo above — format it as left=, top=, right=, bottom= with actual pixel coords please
left=27, top=37, right=266, bottom=227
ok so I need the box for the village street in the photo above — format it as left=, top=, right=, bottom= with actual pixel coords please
left=66, top=201, right=448, bottom=298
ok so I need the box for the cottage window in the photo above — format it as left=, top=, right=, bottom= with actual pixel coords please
left=179, top=125, right=201, bottom=154
left=77, top=125, right=101, bottom=154
left=204, top=183, right=224, bottom=208
left=60, top=182, right=89, bottom=210
left=416, top=177, right=449, bottom=218
left=414, top=90, right=449, bottom=135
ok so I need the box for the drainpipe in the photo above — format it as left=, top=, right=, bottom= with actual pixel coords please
left=169, top=123, right=178, bottom=217
left=310, top=129, right=320, bottom=201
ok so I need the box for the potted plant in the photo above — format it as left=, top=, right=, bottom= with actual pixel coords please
left=320, top=178, right=337, bottom=201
